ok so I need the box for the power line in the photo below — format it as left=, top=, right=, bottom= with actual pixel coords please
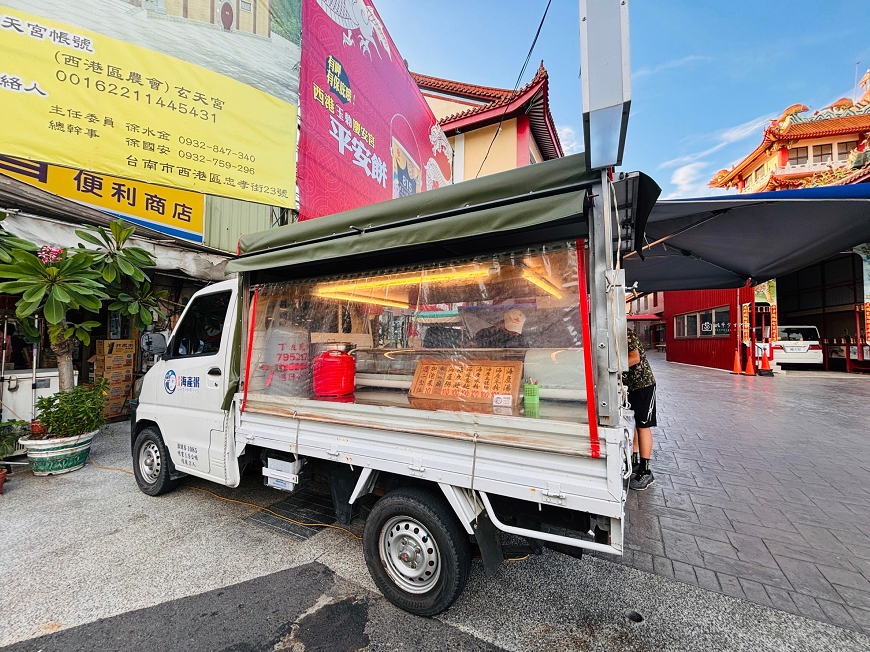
left=474, top=0, right=553, bottom=179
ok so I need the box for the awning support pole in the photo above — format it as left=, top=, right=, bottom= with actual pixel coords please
left=587, top=173, right=623, bottom=430
left=240, top=285, right=260, bottom=413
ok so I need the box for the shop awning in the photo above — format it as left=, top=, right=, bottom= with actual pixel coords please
left=623, top=184, right=870, bottom=291
left=227, top=154, right=660, bottom=279
left=627, top=314, right=662, bottom=321
left=2, top=210, right=230, bottom=282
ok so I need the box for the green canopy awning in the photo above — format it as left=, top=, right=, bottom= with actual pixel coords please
left=227, top=153, right=599, bottom=278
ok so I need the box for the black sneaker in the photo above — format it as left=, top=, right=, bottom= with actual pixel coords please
left=630, top=471, right=655, bottom=491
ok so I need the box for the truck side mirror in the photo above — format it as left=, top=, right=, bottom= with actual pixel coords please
left=140, top=332, right=167, bottom=356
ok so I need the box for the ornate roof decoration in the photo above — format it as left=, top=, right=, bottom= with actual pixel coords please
left=412, top=63, right=564, bottom=161
left=710, top=86, right=870, bottom=189
left=778, top=103, right=809, bottom=122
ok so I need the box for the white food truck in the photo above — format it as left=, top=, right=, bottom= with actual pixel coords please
left=131, top=155, right=659, bottom=615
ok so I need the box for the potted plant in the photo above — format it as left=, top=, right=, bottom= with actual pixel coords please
left=0, top=419, right=27, bottom=493
left=17, top=379, right=108, bottom=476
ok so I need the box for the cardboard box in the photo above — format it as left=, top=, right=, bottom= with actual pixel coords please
left=102, top=396, right=130, bottom=417
left=100, top=368, right=133, bottom=385
left=95, top=340, right=136, bottom=356
left=107, top=385, right=133, bottom=402
left=91, top=353, right=134, bottom=371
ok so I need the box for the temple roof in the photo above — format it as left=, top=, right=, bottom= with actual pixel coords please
left=710, top=95, right=870, bottom=189
left=410, top=72, right=514, bottom=104
left=412, top=63, right=564, bottom=161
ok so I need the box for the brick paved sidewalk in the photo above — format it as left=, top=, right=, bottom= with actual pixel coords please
left=617, top=355, right=870, bottom=635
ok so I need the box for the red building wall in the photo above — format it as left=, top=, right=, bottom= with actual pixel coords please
left=663, top=287, right=754, bottom=370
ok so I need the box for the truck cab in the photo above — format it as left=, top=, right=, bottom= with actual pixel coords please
left=135, top=280, right=240, bottom=489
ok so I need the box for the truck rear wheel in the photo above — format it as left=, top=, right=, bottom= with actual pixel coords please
left=363, top=487, right=470, bottom=616
left=133, top=427, right=179, bottom=496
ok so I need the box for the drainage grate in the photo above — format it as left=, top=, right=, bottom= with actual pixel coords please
left=250, top=482, right=336, bottom=541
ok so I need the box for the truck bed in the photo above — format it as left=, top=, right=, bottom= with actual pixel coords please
left=237, top=393, right=625, bottom=521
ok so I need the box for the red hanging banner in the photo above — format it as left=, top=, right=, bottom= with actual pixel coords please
left=297, top=0, right=452, bottom=220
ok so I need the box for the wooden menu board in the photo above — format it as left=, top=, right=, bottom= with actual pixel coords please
left=409, top=359, right=523, bottom=405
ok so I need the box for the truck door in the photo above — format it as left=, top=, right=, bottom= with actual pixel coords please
left=156, top=287, right=234, bottom=478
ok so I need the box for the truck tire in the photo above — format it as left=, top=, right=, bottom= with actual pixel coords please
left=133, top=427, right=179, bottom=496
left=363, top=487, right=470, bottom=616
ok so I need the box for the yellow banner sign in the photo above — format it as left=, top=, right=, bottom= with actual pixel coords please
left=0, top=5, right=296, bottom=207
left=1, top=155, right=204, bottom=242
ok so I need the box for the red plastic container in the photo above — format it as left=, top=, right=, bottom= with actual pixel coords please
left=312, top=350, right=356, bottom=397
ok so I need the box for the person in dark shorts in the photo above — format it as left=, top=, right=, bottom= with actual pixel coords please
left=625, top=329, right=656, bottom=490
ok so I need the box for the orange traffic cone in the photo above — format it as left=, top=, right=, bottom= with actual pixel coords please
left=744, top=351, right=757, bottom=376
left=731, top=348, right=743, bottom=374
left=759, top=349, right=774, bottom=376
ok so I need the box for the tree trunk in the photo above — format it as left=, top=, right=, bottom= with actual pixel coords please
left=51, top=333, right=76, bottom=392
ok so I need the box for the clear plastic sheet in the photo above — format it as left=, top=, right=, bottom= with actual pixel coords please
left=245, top=241, right=587, bottom=422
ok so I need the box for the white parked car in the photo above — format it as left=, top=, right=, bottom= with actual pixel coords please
left=772, top=325, right=823, bottom=365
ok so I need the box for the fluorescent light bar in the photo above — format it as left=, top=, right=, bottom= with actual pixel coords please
left=322, top=268, right=489, bottom=294
left=315, top=291, right=409, bottom=309
left=522, top=270, right=563, bottom=298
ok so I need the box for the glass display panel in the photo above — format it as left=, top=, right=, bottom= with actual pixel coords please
left=244, top=242, right=587, bottom=423
left=674, top=315, right=685, bottom=338
left=685, top=314, right=698, bottom=337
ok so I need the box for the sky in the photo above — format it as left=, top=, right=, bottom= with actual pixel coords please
left=374, top=0, right=870, bottom=199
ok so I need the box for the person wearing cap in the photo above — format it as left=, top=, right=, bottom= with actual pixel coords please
left=471, top=309, right=528, bottom=348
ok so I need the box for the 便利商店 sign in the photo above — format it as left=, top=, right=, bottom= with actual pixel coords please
left=0, top=154, right=204, bottom=242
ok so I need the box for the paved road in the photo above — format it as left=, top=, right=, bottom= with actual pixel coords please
left=2, top=358, right=870, bottom=651
left=609, top=355, right=870, bottom=635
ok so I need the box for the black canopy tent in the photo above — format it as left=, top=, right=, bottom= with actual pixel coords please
left=623, top=185, right=870, bottom=292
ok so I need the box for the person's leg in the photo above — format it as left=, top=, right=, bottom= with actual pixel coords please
left=637, top=427, right=653, bottom=459
left=629, top=385, right=656, bottom=490
left=631, top=429, right=639, bottom=475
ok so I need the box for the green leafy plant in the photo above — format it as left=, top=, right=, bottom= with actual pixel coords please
left=109, top=282, right=164, bottom=328
left=75, top=221, right=154, bottom=285
left=0, top=420, right=27, bottom=458
left=0, top=219, right=167, bottom=391
left=32, top=378, right=108, bottom=440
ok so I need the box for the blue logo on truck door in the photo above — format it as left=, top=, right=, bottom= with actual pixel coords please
left=164, top=370, right=177, bottom=394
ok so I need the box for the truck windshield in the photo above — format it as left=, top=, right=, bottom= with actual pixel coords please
left=244, top=241, right=587, bottom=422
left=777, top=327, right=820, bottom=342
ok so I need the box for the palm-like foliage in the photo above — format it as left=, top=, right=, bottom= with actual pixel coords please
left=0, top=219, right=169, bottom=390
left=74, top=221, right=155, bottom=285
left=0, top=250, right=109, bottom=329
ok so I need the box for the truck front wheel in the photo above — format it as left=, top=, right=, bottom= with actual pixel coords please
left=363, top=487, right=471, bottom=616
left=133, top=427, right=179, bottom=496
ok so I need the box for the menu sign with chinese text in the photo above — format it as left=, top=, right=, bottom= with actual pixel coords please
left=297, top=0, right=452, bottom=219
left=742, top=303, right=751, bottom=345
left=0, top=155, right=204, bottom=241
left=0, top=2, right=299, bottom=207
left=409, top=360, right=522, bottom=405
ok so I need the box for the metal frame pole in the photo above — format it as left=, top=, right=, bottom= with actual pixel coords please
left=587, top=171, right=625, bottom=428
